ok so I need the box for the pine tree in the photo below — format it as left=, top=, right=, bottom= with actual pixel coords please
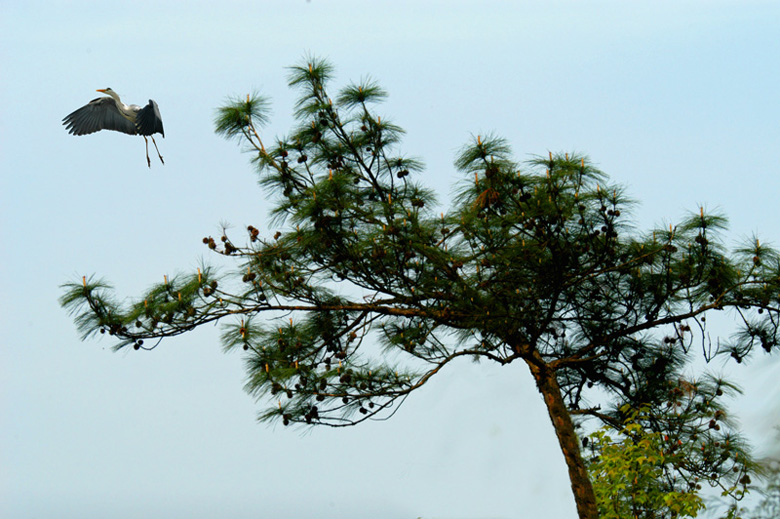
left=61, top=57, right=780, bottom=519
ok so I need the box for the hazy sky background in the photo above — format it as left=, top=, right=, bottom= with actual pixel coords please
left=2, top=1, right=780, bottom=518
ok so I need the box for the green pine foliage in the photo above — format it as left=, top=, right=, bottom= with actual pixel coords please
left=61, top=57, right=780, bottom=517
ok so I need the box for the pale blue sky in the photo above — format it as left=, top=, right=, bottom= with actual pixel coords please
left=2, top=1, right=780, bottom=518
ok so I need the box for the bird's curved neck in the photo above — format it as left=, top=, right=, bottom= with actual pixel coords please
left=105, top=90, right=133, bottom=117
left=105, top=89, right=122, bottom=104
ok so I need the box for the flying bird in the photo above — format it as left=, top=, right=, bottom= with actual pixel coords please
left=63, top=88, right=165, bottom=168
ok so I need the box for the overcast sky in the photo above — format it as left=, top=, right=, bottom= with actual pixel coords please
left=2, top=1, right=780, bottom=518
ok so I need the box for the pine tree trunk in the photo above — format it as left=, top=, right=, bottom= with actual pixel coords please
left=525, top=352, right=598, bottom=519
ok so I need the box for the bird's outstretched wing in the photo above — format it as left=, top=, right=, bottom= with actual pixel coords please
left=135, top=100, right=164, bottom=137
left=62, top=97, right=137, bottom=136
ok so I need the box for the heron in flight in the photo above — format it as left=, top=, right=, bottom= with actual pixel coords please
left=63, top=88, right=165, bottom=168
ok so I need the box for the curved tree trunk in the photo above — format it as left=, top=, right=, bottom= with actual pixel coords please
left=524, top=351, right=598, bottom=519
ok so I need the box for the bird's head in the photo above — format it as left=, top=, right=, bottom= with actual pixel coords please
left=96, top=88, right=120, bottom=102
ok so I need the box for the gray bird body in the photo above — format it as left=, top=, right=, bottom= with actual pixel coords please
left=63, top=88, right=165, bottom=167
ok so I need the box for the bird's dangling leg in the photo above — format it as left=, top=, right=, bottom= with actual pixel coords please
left=143, top=136, right=152, bottom=168
left=150, top=136, right=164, bottom=165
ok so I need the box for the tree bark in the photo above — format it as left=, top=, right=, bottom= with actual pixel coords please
left=524, top=351, right=598, bottom=519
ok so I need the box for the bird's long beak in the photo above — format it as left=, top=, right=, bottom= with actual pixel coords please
left=96, top=89, right=107, bottom=93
